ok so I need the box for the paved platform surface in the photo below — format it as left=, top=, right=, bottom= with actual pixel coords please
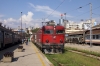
left=65, top=43, right=100, bottom=53
left=0, top=42, right=52, bottom=66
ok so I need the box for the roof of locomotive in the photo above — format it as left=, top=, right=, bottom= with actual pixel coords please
left=42, top=25, right=65, bottom=30
left=55, top=25, right=65, bottom=30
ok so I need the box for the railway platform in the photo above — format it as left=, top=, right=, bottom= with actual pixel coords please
left=0, top=42, right=52, bottom=66
left=65, top=43, right=100, bottom=53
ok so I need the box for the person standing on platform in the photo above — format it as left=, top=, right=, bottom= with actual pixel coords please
left=28, top=38, right=30, bottom=42
left=26, top=39, right=28, bottom=45
left=22, top=39, right=24, bottom=44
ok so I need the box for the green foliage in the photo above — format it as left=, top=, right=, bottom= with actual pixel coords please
left=25, top=33, right=30, bottom=37
left=31, top=28, right=40, bottom=33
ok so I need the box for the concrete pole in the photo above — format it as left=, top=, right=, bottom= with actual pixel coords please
left=90, top=3, right=92, bottom=47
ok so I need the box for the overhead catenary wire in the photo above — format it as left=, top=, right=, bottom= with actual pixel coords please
left=92, top=13, right=100, bottom=16
left=45, top=2, right=89, bottom=19
left=80, top=5, right=100, bottom=16
left=45, top=2, right=92, bottom=20
left=66, top=3, right=90, bottom=13
left=45, top=0, right=66, bottom=19
left=71, top=5, right=100, bottom=20
left=44, top=1, right=100, bottom=22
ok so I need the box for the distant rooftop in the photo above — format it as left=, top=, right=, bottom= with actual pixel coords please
left=92, top=24, right=100, bottom=29
left=68, top=31, right=85, bottom=35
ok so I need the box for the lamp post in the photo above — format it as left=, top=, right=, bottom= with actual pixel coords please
left=21, top=12, right=22, bottom=39
left=25, top=23, right=26, bottom=39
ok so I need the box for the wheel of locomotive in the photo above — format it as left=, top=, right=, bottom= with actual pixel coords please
left=41, top=48, right=45, bottom=53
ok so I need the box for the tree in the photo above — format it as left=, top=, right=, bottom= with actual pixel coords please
left=31, top=28, right=40, bottom=33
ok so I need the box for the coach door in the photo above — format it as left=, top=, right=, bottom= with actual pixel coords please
left=0, top=30, right=4, bottom=49
left=12, top=33, right=14, bottom=44
left=0, top=30, right=2, bottom=48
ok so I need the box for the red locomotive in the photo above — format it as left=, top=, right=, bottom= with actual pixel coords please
left=32, top=20, right=65, bottom=53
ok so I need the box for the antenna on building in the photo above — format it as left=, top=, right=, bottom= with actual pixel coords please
left=64, top=13, right=66, bottom=20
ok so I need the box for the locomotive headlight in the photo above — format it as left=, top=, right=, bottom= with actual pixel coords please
left=46, top=40, right=49, bottom=43
left=60, top=39, right=63, bottom=43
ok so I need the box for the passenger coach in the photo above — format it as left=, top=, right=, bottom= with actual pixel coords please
left=85, top=24, right=100, bottom=44
left=0, top=23, right=21, bottom=50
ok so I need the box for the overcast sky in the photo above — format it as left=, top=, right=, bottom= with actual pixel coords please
left=0, top=0, right=100, bottom=29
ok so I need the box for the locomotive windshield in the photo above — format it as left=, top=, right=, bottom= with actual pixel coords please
left=44, top=30, right=53, bottom=34
left=56, top=30, right=64, bottom=34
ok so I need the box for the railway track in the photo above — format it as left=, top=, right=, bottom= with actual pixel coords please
left=65, top=47, right=100, bottom=61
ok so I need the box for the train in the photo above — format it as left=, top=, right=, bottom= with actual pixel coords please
left=66, top=24, right=100, bottom=45
left=0, top=23, right=22, bottom=50
left=85, top=24, right=100, bottom=44
left=66, top=31, right=85, bottom=44
left=32, top=20, right=65, bottom=53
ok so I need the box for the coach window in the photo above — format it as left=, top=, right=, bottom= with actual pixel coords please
left=4, top=33, right=6, bottom=38
left=44, top=30, right=53, bottom=34
left=96, top=35, right=99, bottom=39
left=99, top=35, right=100, bottom=39
left=86, top=35, right=90, bottom=39
left=7, top=33, right=8, bottom=38
left=56, top=30, right=64, bottom=34
left=93, top=35, right=95, bottom=39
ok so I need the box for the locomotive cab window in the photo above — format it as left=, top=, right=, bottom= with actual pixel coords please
left=56, top=30, right=64, bottom=34
left=44, top=30, right=53, bottom=34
